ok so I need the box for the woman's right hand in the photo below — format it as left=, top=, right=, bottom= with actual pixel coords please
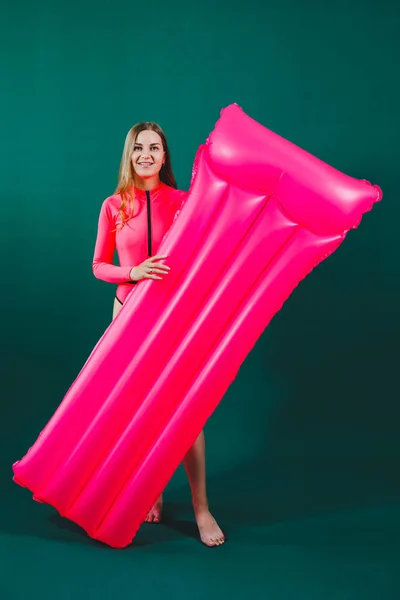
left=129, top=254, right=171, bottom=281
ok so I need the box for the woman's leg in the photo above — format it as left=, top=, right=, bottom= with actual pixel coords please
left=112, top=297, right=163, bottom=522
left=183, top=431, right=225, bottom=546
left=112, top=297, right=123, bottom=320
left=112, top=298, right=224, bottom=543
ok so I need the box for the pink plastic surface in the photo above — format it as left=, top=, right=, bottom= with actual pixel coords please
left=12, top=104, right=382, bottom=548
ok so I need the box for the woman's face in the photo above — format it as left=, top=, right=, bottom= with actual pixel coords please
left=131, top=130, right=165, bottom=181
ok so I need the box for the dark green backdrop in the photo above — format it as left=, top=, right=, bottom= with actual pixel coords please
left=1, top=1, right=399, bottom=598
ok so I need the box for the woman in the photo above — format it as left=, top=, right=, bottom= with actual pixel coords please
left=92, top=122, right=225, bottom=547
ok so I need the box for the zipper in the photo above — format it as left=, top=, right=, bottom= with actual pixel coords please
left=124, top=189, right=153, bottom=287
left=146, top=190, right=152, bottom=257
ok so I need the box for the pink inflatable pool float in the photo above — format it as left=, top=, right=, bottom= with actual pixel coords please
left=12, top=104, right=382, bottom=548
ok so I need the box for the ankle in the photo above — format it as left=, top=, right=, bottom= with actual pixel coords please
left=192, top=498, right=209, bottom=513
left=154, top=494, right=163, bottom=505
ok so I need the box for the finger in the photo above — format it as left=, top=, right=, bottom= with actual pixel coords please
left=150, top=254, right=168, bottom=260
left=144, top=264, right=169, bottom=273
left=144, top=261, right=169, bottom=271
left=152, top=266, right=170, bottom=273
left=150, top=268, right=169, bottom=275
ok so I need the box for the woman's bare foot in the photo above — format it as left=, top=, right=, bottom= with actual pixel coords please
left=145, top=494, right=163, bottom=523
left=194, top=507, right=225, bottom=546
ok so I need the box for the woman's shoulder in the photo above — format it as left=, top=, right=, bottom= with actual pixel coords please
left=101, top=193, right=123, bottom=213
left=162, top=182, right=186, bottom=195
left=162, top=183, right=188, bottom=203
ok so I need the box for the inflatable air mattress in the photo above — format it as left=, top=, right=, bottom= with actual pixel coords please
left=12, top=104, right=382, bottom=547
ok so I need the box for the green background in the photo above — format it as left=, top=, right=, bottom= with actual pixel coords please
left=1, top=0, right=399, bottom=598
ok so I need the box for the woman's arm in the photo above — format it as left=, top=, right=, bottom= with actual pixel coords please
left=92, top=199, right=134, bottom=284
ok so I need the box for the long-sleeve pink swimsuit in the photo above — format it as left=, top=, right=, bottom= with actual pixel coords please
left=92, top=182, right=187, bottom=305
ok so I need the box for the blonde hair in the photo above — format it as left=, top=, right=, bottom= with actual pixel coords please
left=112, top=122, right=177, bottom=231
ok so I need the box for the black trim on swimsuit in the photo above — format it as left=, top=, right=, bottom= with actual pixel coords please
left=146, top=189, right=152, bottom=257
left=115, top=296, right=123, bottom=305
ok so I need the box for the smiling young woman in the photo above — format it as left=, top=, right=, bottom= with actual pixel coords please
left=92, top=122, right=225, bottom=547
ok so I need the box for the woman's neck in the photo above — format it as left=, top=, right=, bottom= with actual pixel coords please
left=133, top=175, right=162, bottom=191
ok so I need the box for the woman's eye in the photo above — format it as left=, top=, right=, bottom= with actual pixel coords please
left=133, top=146, right=160, bottom=151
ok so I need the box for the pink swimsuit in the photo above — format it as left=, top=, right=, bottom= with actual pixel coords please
left=92, top=182, right=187, bottom=305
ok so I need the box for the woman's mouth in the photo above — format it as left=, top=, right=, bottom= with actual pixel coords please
left=138, top=162, right=153, bottom=168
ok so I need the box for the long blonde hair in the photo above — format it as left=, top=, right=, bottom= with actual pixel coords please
left=112, top=122, right=177, bottom=231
